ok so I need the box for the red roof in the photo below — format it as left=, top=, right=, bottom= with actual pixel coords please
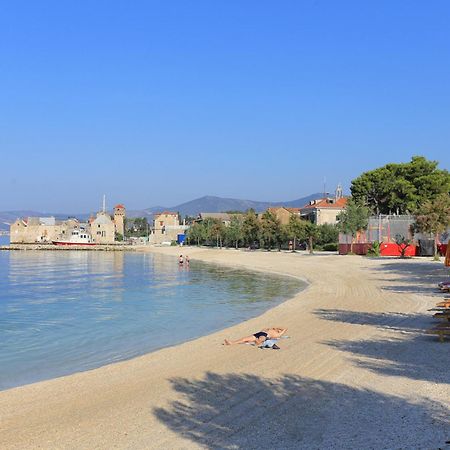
left=114, top=204, right=125, bottom=209
left=302, top=197, right=348, bottom=210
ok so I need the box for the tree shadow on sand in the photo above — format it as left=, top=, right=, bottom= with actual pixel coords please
left=315, top=309, right=450, bottom=385
left=371, top=260, right=450, bottom=297
left=154, top=372, right=448, bottom=449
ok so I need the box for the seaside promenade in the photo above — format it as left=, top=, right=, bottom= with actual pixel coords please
left=0, top=248, right=449, bottom=449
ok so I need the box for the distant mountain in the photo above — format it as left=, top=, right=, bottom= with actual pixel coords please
left=0, top=193, right=324, bottom=230
left=138, top=193, right=323, bottom=218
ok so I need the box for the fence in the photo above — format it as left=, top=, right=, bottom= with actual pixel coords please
left=339, top=215, right=449, bottom=256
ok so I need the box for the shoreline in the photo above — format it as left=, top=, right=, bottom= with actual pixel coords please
left=1, top=247, right=449, bottom=449
left=0, top=250, right=308, bottom=392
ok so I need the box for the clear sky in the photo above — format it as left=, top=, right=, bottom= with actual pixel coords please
left=1, top=1, right=449, bottom=212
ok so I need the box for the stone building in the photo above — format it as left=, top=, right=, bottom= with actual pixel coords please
left=90, top=212, right=116, bottom=244
left=10, top=202, right=126, bottom=245
left=300, top=186, right=347, bottom=225
left=150, top=211, right=188, bottom=244
left=113, top=204, right=125, bottom=237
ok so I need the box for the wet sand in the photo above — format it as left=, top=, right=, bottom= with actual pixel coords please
left=0, top=247, right=449, bottom=449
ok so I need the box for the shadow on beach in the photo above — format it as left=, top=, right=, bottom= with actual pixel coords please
left=371, top=259, right=450, bottom=297
left=315, top=309, right=450, bottom=385
left=154, top=372, right=448, bottom=449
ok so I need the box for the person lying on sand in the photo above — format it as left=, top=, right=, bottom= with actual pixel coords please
left=224, top=327, right=287, bottom=347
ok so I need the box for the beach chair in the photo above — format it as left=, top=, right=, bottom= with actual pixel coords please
left=433, top=311, right=450, bottom=321
left=426, top=323, right=450, bottom=342
left=436, top=300, right=450, bottom=308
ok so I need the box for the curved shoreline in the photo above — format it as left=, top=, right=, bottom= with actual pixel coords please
left=1, top=247, right=449, bottom=449
left=0, top=252, right=306, bottom=391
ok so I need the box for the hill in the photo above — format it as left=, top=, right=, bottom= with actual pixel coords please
left=0, top=193, right=324, bottom=229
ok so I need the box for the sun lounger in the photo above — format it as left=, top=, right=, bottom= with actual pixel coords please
left=436, top=301, right=450, bottom=308
left=433, top=312, right=450, bottom=321
left=426, top=323, right=450, bottom=342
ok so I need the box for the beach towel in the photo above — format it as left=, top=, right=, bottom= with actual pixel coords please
left=259, top=339, right=280, bottom=349
left=445, top=243, right=450, bottom=267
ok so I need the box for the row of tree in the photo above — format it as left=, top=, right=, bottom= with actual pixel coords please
left=186, top=210, right=339, bottom=252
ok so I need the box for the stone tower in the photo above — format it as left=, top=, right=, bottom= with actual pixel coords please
left=113, top=204, right=125, bottom=237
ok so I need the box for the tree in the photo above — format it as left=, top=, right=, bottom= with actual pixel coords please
left=316, top=223, right=339, bottom=246
left=126, top=217, right=149, bottom=237
left=286, top=215, right=307, bottom=251
left=351, top=156, right=450, bottom=214
left=186, top=222, right=206, bottom=246
left=209, top=219, right=226, bottom=248
left=336, top=199, right=369, bottom=254
left=304, top=222, right=319, bottom=254
left=225, top=215, right=243, bottom=249
left=414, top=192, right=450, bottom=258
left=259, top=211, right=282, bottom=251
left=241, top=209, right=260, bottom=248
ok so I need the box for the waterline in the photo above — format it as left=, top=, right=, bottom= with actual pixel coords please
left=0, top=251, right=305, bottom=390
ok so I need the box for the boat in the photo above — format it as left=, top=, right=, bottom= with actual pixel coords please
left=52, top=229, right=97, bottom=246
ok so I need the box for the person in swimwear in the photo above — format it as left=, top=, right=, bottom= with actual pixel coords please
left=179, top=255, right=183, bottom=265
left=224, top=327, right=287, bottom=346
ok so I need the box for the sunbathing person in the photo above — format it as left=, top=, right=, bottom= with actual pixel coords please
left=224, top=327, right=287, bottom=346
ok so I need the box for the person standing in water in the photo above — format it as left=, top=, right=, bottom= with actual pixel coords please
left=179, top=255, right=183, bottom=265
left=184, top=255, right=190, bottom=266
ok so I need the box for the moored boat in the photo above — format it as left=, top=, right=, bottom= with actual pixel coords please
left=52, top=229, right=96, bottom=246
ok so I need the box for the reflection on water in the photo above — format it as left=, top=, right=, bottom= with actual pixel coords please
left=0, top=251, right=305, bottom=390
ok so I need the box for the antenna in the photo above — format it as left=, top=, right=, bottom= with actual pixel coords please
left=102, top=194, right=106, bottom=213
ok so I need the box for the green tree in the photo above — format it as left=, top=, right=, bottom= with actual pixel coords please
left=414, top=192, right=450, bottom=258
left=209, top=219, right=226, bottom=248
left=186, top=222, right=206, bottom=246
left=286, top=215, right=307, bottom=251
left=351, top=156, right=450, bottom=214
left=259, top=210, right=282, bottom=251
left=225, top=215, right=243, bottom=249
left=316, top=223, right=339, bottom=246
left=304, top=222, right=319, bottom=254
left=241, top=209, right=260, bottom=248
left=336, top=199, right=369, bottom=254
left=127, top=217, right=149, bottom=237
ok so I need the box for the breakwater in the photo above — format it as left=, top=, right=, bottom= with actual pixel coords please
left=0, top=243, right=136, bottom=251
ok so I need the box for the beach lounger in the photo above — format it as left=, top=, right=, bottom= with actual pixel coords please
left=426, top=323, right=450, bottom=342
left=433, top=312, right=450, bottom=321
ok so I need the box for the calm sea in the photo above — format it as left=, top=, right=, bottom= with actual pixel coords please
left=0, top=251, right=304, bottom=390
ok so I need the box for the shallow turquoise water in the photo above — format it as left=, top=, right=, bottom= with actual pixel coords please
left=0, top=251, right=304, bottom=390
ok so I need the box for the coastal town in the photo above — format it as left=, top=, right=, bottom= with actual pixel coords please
left=1, top=3, right=450, bottom=449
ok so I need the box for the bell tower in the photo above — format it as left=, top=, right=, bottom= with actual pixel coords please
left=114, top=204, right=125, bottom=237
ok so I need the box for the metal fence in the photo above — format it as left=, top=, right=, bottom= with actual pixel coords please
left=339, top=215, right=450, bottom=244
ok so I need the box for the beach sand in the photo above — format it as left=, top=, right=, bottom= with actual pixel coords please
left=0, top=248, right=449, bottom=449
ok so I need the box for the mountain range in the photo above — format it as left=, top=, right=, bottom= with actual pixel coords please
left=0, top=193, right=323, bottom=231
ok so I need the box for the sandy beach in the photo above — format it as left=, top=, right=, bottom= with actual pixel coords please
left=0, top=247, right=449, bottom=449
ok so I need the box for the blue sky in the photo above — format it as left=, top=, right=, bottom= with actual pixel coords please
left=1, top=1, right=449, bottom=212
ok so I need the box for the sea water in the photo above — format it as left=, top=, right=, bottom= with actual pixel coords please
left=0, top=251, right=304, bottom=390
